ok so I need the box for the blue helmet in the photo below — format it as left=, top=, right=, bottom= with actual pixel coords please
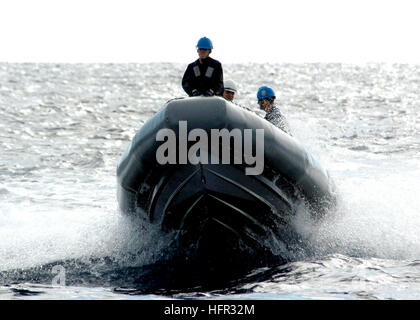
left=196, top=37, right=213, bottom=50
left=257, top=86, right=275, bottom=100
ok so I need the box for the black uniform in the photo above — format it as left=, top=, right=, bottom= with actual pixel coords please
left=182, top=57, right=223, bottom=96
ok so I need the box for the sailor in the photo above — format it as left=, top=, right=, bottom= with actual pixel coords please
left=182, top=37, right=224, bottom=97
left=222, top=79, right=237, bottom=102
left=257, top=86, right=291, bottom=135
left=222, top=79, right=254, bottom=112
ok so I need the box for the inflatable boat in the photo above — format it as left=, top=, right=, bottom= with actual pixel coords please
left=116, top=96, right=336, bottom=272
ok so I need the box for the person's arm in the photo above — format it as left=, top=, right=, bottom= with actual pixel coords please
left=212, top=63, right=224, bottom=96
left=265, top=109, right=292, bottom=135
left=278, top=117, right=292, bottom=135
left=182, top=64, right=196, bottom=96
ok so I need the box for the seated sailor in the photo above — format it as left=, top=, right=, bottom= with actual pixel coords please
left=257, top=86, right=291, bottom=135
left=222, top=79, right=237, bottom=102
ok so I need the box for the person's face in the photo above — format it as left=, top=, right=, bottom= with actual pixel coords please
left=258, top=99, right=272, bottom=111
left=197, top=48, right=211, bottom=60
left=223, top=90, right=235, bottom=101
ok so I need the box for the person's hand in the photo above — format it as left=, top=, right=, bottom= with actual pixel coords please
left=204, top=89, right=214, bottom=96
left=192, top=89, right=200, bottom=96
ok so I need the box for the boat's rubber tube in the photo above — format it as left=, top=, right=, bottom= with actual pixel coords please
left=117, top=96, right=335, bottom=216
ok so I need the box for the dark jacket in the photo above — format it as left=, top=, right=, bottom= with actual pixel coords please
left=182, top=57, right=223, bottom=96
left=265, top=106, right=291, bottom=135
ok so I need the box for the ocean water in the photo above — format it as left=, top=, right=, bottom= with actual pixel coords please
left=0, top=62, right=419, bottom=300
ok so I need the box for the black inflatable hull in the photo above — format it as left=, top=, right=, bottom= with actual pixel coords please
left=117, top=97, right=336, bottom=273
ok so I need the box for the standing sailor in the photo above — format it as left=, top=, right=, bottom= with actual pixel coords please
left=257, top=86, right=291, bottom=135
left=182, top=37, right=224, bottom=97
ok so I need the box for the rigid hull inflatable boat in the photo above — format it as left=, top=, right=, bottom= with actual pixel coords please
left=117, top=97, right=336, bottom=272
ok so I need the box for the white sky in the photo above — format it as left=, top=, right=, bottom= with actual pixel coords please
left=1, top=0, right=420, bottom=63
